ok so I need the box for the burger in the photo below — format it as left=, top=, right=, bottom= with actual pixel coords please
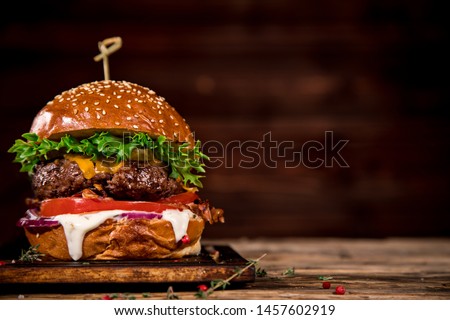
left=8, top=80, right=224, bottom=261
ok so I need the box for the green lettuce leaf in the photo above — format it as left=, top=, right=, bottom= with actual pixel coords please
left=8, top=132, right=209, bottom=188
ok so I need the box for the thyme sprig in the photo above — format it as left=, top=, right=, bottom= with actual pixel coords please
left=18, top=244, right=45, bottom=263
left=8, top=132, right=208, bottom=187
left=195, top=253, right=267, bottom=299
left=256, top=266, right=268, bottom=277
left=282, top=267, right=295, bottom=277
left=166, top=286, right=180, bottom=300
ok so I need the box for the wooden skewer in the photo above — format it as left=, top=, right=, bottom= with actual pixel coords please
left=94, top=37, right=122, bottom=80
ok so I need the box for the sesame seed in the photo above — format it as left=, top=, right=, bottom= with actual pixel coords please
left=94, top=101, right=100, bottom=106
left=159, top=119, right=164, bottom=123
left=127, top=100, right=131, bottom=103
left=96, top=107, right=102, bottom=111
left=85, top=107, right=89, bottom=112
left=114, top=104, right=119, bottom=109
left=96, top=114, right=101, bottom=119
left=74, top=109, right=78, bottom=115
left=158, top=110, right=162, bottom=114
left=117, top=95, right=122, bottom=99
left=59, top=98, right=64, bottom=103
left=127, top=104, right=131, bottom=109
left=126, top=116, right=132, bottom=121
left=133, top=125, right=139, bottom=129
left=106, top=99, right=110, bottom=103
left=134, top=114, right=139, bottom=118
left=72, top=102, right=77, bottom=106
left=175, top=122, right=179, bottom=126
left=102, top=110, right=106, bottom=115
left=151, top=119, right=155, bottom=123
left=115, top=121, right=120, bottom=125
left=82, top=101, right=87, bottom=105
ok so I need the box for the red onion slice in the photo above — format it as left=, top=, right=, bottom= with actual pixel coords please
left=17, top=217, right=60, bottom=228
left=17, top=210, right=162, bottom=228
left=119, top=212, right=162, bottom=220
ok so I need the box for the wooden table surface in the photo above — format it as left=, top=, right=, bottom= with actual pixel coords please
left=1, top=238, right=449, bottom=300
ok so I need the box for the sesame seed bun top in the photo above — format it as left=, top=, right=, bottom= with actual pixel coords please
left=30, top=80, right=194, bottom=144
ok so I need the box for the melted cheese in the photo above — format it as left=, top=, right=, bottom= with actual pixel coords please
left=54, top=209, right=192, bottom=261
left=95, top=159, right=123, bottom=175
left=64, top=154, right=123, bottom=179
left=65, top=154, right=95, bottom=179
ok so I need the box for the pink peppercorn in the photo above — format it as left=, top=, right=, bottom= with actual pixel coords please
left=181, top=235, right=190, bottom=244
left=335, top=285, right=346, bottom=295
left=197, top=284, right=208, bottom=292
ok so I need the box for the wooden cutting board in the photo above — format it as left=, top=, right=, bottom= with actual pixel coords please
left=0, top=245, right=254, bottom=285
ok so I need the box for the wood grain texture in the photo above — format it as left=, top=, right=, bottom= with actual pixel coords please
left=1, top=0, right=449, bottom=249
left=1, top=238, right=449, bottom=300
left=0, top=246, right=254, bottom=284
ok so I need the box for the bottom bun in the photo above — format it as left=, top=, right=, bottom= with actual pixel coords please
left=25, top=216, right=205, bottom=260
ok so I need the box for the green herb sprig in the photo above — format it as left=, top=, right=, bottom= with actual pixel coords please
left=8, top=132, right=208, bottom=187
left=166, top=286, right=180, bottom=300
left=195, top=253, right=267, bottom=299
left=256, top=266, right=268, bottom=277
left=18, top=244, right=45, bottom=263
left=282, top=267, right=295, bottom=277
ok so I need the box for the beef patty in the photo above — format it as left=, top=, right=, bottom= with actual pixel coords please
left=32, top=159, right=184, bottom=201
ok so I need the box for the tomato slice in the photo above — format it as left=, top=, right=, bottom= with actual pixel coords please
left=39, top=192, right=199, bottom=217
left=40, top=198, right=172, bottom=217
left=157, top=192, right=199, bottom=204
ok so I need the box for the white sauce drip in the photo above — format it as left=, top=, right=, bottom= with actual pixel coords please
left=162, top=209, right=191, bottom=243
left=54, top=209, right=192, bottom=261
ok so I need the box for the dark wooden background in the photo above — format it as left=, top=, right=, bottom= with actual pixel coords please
left=1, top=0, right=449, bottom=248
